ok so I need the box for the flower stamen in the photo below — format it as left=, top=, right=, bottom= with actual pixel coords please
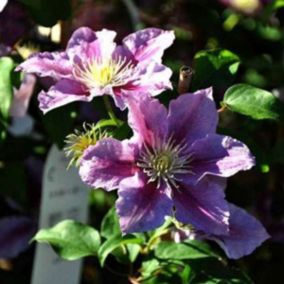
left=137, top=136, right=195, bottom=188
left=64, top=123, right=108, bottom=168
left=73, top=56, right=135, bottom=90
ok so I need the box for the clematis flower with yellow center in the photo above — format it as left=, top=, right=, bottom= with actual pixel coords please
left=17, top=27, right=174, bottom=113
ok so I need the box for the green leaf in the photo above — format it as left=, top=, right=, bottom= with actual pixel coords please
left=141, top=259, right=161, bottom=279
left=100, top=206, right=121, bottom=239
left=0, top=57, right=14, bottom=143
left=223, top=84, right=284, bottom=120
left=189, top=258, right=253, bottom=284
left=180, top=264, right=192, bottom=284
left=127, top=243, right=141, bottom=262
left=98, top=235, right=144, bottom=266
left=33, top=220, right=101, bottom=260
left=0, top=57, right=14, bottom=120
left=20, top=0, right=71, bottom=27
left=141, top=259, right=192, bottom=284
left=100, top=208, right=144, bottom=264
left=264, top=0, right=284, bottom=12
left=192, top=49, right=240, bottom=90
left=154, top=240, right=214, bottom=260
left=262, top=0, right=284, bottom=20
left=110, top=243, right=141, bottom=264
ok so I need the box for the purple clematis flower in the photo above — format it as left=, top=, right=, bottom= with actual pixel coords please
left=17, top=27, right=174, bottom=113
left=79, top=87, right=267, bottom=249
left=172, top=203, right=269, bottom=259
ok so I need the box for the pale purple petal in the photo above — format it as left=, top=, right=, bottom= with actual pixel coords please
left=111, top=62, right=172, bottom=109
left=173, top=176, right=230, bottom=235
left=112, top=90, right=128, bottom=110
left=189, top=134, right=255, bottom=181
left=79, top=138, right=138, bottom=191
left=123, top=28, right=175, bottom=63
left=0, top=216, right=36, bottom=259
left=38, top=79, right=88, bottom=114
left=133, top=61, right=173, bottom=95
left=168, top=88, right=218, bottom=145
left=127, top=94, right=168, bottom=146
left=68, top=28, right=116, bottom=61
left=66, top=27, right=98, bottom=49
left=116, top=173, right=173, bottom=233
left=17, top=52, right=72, bottom=80
left=112, top=45, right=135, bottom=62
left=211, top=204, right=270, bottom=259
left=93, top=29, right=117, bottom=59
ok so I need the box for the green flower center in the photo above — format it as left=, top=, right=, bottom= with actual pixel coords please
left=137, top=136, right=195, bottom=188
left=151, top=152, right=173, bottom=175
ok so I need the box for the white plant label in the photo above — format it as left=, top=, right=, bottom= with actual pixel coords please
left=31, top=145, right=89, bottom=284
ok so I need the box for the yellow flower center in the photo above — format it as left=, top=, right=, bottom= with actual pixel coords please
left=71, top=135, right=96, bottom=153
left=73, top=56, right=135, bottom=89
left=64, top=123, right=108, bottom=168
left=153, top=153, right=173, bottom=174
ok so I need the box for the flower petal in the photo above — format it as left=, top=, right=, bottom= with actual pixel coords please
left=134, top=61, right=173, bottom=95
left=112, top=62, right=172, bottom=110
left=38, top=79, right=88, bottom=114
left=189, top=134, right=255, bottom=181
left=17, top=51, right=72, bottom=80
left=79, top=138, right=138, bottom=191
left=211, top=204, right=270, bottom=259
left=123, top=28, right=175, bottom=63
left=68, top=28, right=116, bottom=61
left=168, top=88, right=218, bottom=145
left=0, top=216, right=36, bottom=259
left=66, top=27, right=98, bottom=49
left=127, top=94, right=168, bottom=146
left=116, top=173, right=173, bottom=233
left=173, top=176, right=230, bottom=235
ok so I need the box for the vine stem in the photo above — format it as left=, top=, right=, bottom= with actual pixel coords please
left=103, top=96, right=120, bottom=126
left=217, top=104, right=227, bottom=113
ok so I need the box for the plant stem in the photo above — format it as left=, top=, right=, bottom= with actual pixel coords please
left=217, top=104, right=227, bottom=113
left=103, top=96, right=120, bottom=126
